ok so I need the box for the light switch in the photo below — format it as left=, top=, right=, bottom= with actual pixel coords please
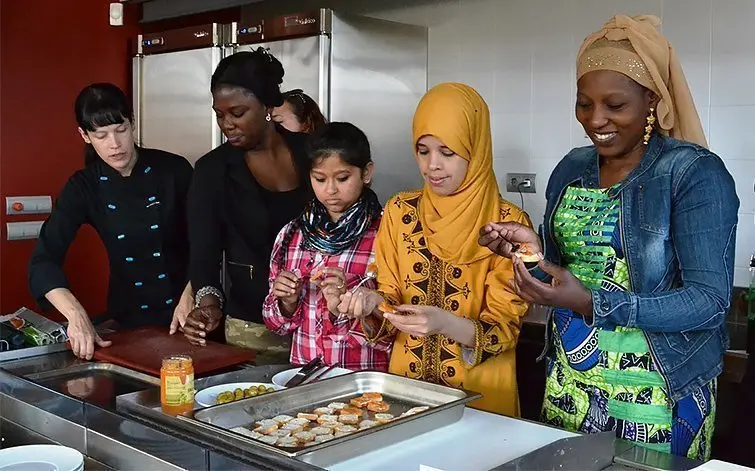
left=6, top=221, right=44, bottom=240
left=5, top=196, right=52, bottom=215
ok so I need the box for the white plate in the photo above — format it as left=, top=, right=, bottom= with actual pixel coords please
left=691, top=460, right=754, bottom=471
left=272, top=366, right=353, bottom=387
left=0, top=445, right=83, bottom=471
left=194, top=382, right=284, bottom=408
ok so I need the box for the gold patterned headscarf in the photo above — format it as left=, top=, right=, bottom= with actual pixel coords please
left=576, top=14, right=708, bottom=148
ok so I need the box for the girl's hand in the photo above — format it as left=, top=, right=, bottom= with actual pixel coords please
left=384, top=305, right=453, bottom=337
left=318, top=267, right=347, bottom=315
left=273, top=271, right=303, bottom=312
left=337, top=288, right=384, bottom=319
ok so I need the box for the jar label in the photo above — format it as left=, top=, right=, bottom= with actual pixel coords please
left=163, top=373, right=195, bottom=405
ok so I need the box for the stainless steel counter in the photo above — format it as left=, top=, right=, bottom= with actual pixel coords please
left=0, top=351, right=313, bottom=470
left=0, top=347, right=712, bottom=471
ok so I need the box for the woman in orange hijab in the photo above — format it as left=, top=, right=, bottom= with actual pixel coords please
left=339, top=83, right=531, bottom=416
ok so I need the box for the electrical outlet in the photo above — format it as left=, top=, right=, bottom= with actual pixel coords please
left=505, top=173, right=537, bottom=194
left=6, top=196, right=52, bottom=215
left=6, top=221, right=44, bottom=241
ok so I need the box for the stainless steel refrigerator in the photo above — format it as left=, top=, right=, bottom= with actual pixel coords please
left=132, top=23, right=225, bottom=166
left=133, top=9, right=428, bottom=203
left=229, top=9, right=428, bottom=202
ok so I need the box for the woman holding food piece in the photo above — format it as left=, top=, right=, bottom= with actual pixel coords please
left=262, top=121, right=392, bottom=371
left=338, top=82, right=531, bottom=416
left=478, top=15, right=737, bottom=459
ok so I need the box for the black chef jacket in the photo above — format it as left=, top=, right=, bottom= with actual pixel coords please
left=188, top=129, right=311, bottom=324
left=29, top=147, right=193, bottom=328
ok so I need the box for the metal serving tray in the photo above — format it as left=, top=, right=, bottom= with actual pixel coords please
left=186, top=371, right=481, bottom=467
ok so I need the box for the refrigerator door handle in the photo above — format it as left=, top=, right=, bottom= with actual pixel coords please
left=317, top=34, right=331, bottom=120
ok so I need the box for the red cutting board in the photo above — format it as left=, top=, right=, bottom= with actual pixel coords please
left=88, top=326, right=255, bottom=377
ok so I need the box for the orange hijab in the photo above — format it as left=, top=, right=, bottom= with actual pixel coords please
left=413, top=83, right=501, bottom=265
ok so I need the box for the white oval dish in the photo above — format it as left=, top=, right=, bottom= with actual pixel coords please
left=194, top=382, right=284, bottom=408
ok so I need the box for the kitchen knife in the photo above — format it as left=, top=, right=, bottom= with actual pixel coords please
left=285, top=357, right=323, bottom=387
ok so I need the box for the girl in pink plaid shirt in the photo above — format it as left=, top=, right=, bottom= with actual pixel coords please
left=262, top=122, right=391, bottom=371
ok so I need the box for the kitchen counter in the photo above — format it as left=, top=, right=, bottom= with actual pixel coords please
left=0, top=347, right=741, bottom=471
left=329, top=408, right=574, bottom=471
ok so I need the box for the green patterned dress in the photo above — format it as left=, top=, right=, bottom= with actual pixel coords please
left=540, top=185, right=716, bottom=460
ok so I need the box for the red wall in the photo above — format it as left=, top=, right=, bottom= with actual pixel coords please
left=0, top=0, right=140, bottom=319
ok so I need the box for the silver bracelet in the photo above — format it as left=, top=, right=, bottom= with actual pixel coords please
left=194, top=286, right=225, bottom=310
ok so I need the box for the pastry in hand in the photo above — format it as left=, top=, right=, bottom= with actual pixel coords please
left=514, top=243, right=541, bottom=269
left=378, top=301, right=398, bottom=314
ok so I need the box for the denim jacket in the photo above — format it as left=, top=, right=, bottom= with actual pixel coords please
left=537, top=134, right=739, bottom=403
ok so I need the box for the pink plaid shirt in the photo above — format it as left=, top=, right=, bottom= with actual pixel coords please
left=262, top=217, right=391, bottom=371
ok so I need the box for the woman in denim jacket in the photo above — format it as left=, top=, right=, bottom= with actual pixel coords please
left=479, top=15, right=738, bottom=459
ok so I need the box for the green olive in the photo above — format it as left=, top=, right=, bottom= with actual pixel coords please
left=216, top=392, right=233, bottom=404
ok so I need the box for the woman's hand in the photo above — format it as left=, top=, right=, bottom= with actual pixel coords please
left=183, top=305, right=223, bottom=346
left=44, top=288, right=111, bottom=360
left=384, top=305, right=453, bottom=337
left=67, top=312, right=112, bottom=360
left=272, top=271, right=303, bottom=314
left=511, top=257, right=593, bottom=317
left=317, top=267, right=347, bottom=315
left=169, top=282, right=195, bottom=335
left=338, top=288, right=384, bottom=319
left=478, top=222, right=541, bottom=258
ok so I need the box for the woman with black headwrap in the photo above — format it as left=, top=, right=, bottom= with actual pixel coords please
left=180, top=48, right=311, bottom=364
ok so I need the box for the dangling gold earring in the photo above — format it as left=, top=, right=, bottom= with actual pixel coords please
left=643, top=107, right=656, bottom=145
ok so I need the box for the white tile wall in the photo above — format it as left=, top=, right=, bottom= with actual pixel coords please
left=325, top=0, right=755, bottom=286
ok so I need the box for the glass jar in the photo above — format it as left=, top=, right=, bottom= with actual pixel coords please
left=160, top=355, right=195, bottom=416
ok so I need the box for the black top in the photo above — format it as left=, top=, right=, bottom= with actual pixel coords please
left=188, top=129, right=311, bottom=323
left=28, top=148, right=193, bottom=328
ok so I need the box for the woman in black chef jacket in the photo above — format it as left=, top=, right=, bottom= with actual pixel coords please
left=181, top=48, right=311, bottom=364
left=28, top=83, right=194, bottom=360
